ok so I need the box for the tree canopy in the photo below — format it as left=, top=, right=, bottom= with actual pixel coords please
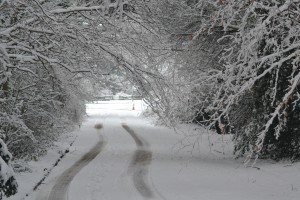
left=1, top=2, right=300, bottom=195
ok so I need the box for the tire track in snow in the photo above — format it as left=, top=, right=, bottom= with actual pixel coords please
left=122, top=124, right=154, bottom=198
left=47, top=123, right=105, bottom=200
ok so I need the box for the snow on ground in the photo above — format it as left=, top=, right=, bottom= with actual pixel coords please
left=7, top=100, right=300, bottom=200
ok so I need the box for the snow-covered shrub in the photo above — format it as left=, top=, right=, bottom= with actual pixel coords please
left=185, top=0, right=300, bottom=160
left=0, top=139, right=18, bottom=198
left=213, top=0, right=300, bottom=160
left=232, top=63, right=300, bottom=160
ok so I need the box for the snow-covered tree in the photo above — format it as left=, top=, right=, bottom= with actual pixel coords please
left=212, top=0, right=300, bottom=161
left=131, top=0, right=300, bottom=161
left=0, top=0, right=134, bottom=159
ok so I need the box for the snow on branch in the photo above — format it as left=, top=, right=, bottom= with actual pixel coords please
left=256, top=70, right=300, bottom=150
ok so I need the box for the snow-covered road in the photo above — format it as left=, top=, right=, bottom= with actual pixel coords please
left=47, top=124, right=106, bottom=200
left=122, top=123, right=154, bottom=198
left=9, top=100, right=300, bottom=200
left=61, top=103, right=167, bottom=200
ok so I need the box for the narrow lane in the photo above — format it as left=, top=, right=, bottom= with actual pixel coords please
left=47, top=124, right=105, bottom=200
left=31, top=101, right=300, bottom=200
left=122, top=123, right=154, bottom=198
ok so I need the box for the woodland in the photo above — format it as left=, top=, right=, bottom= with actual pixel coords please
left=0, top=0, right=299, bottom=197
